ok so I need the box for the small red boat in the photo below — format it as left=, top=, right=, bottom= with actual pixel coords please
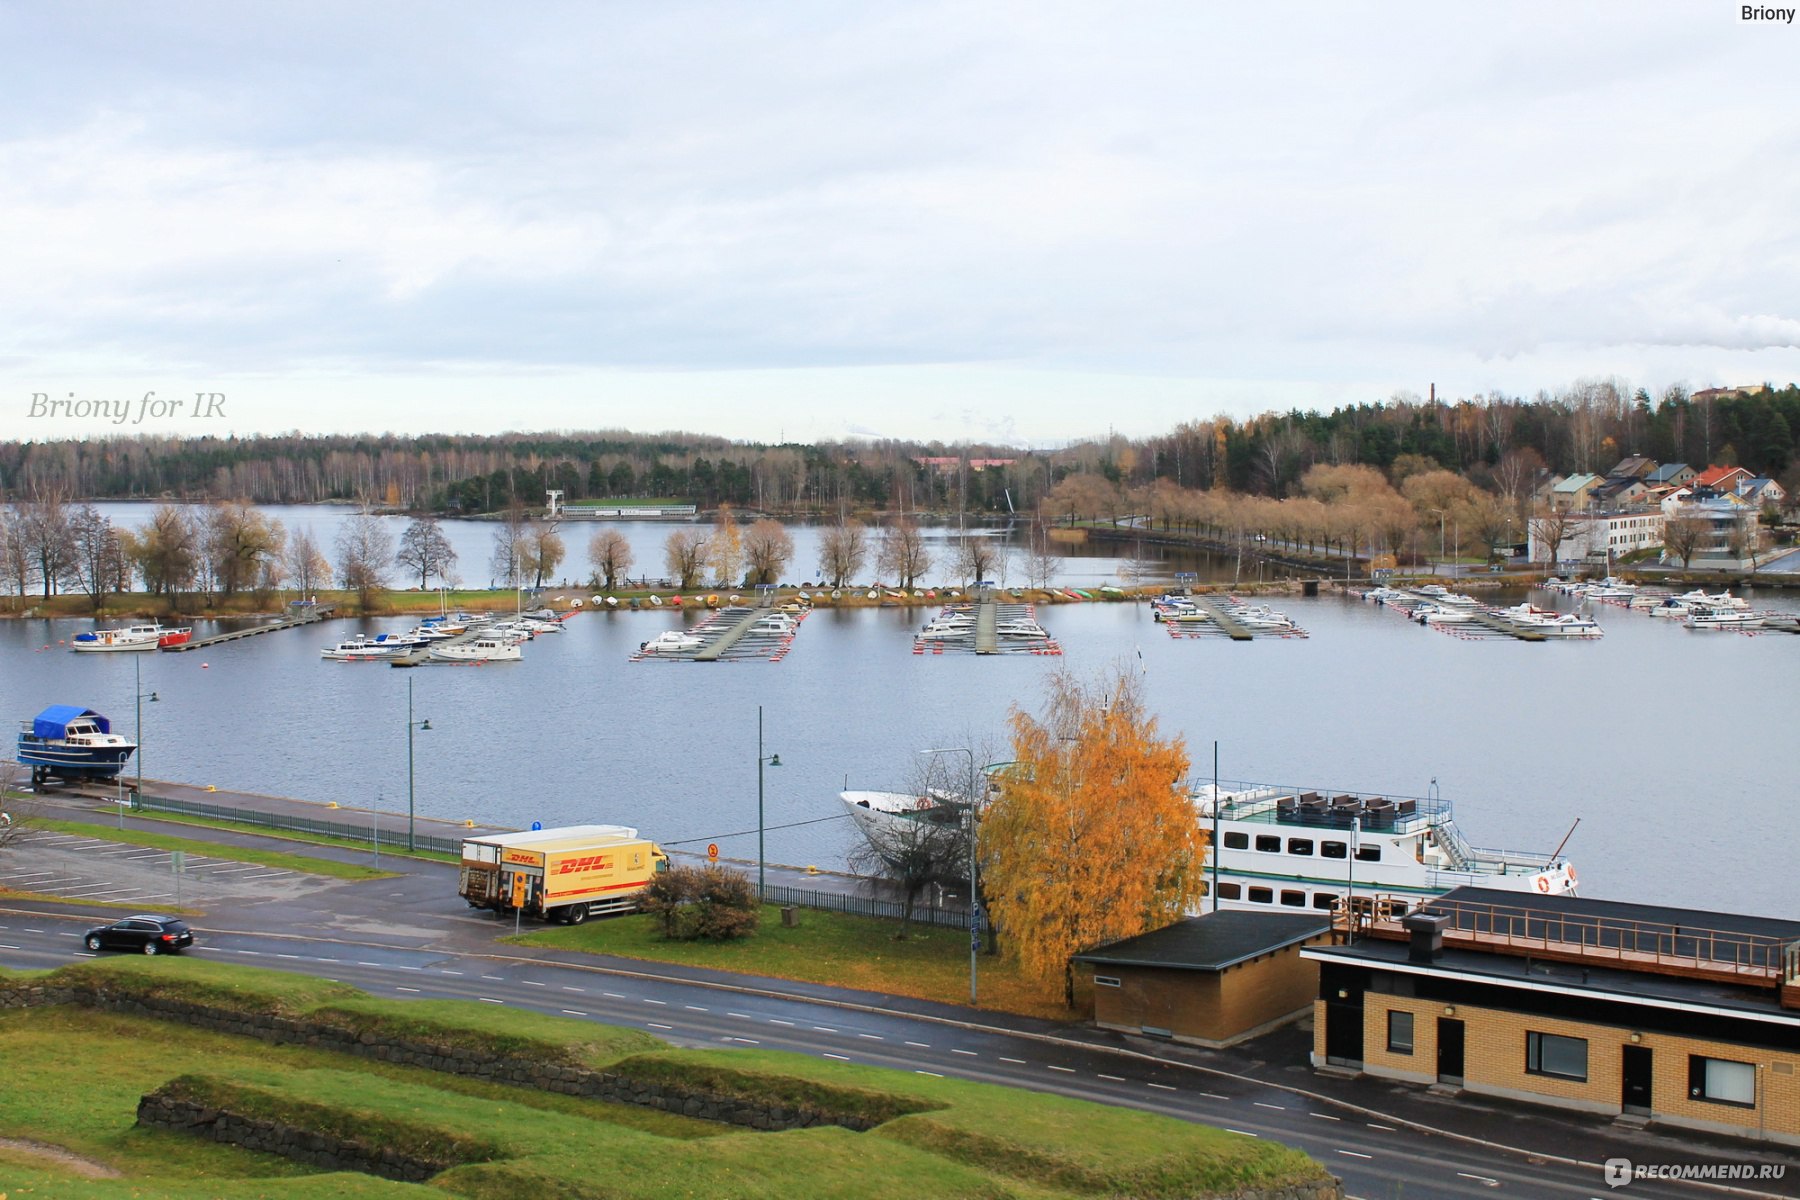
left=157, top=627, right=194, bottom=649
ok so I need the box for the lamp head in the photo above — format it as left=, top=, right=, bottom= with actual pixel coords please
left=149, top=692, right=159, bottom=703
left=768, top=753, right=781, bottom=767
left=420, top=719, right=432, bottom=732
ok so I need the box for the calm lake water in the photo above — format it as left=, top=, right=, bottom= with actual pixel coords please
left=6, top=568, right=1797, bottom=919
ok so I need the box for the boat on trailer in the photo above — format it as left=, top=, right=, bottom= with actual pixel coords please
left=15, top=706, right=137, bottom=787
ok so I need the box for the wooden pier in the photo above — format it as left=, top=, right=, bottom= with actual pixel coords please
left=694, top=607, right=773, bottom=661
left=973, top=597, right=999, bottom=654
left=1462, top=609, right=1547, bottom=642
left=163, top=605, right=334, bottom=651
left=1190, top=595, right=1255, bottom=641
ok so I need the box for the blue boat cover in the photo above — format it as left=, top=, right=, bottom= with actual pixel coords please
left=31, top=706, right=110, bottom=739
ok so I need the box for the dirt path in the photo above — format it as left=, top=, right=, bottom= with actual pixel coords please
left=0, top=1136, right=123, bottom=1179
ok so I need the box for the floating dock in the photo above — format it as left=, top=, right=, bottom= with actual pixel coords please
left=633, top=601, right=805, bottom=663
left=1159, top=593, right=1306, bottom=640
left=913, top=593, right=1060, bottom=656
left=163, top=605, right=335, bottom=651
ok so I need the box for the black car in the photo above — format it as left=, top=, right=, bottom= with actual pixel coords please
left=83, top=915, right=195, bottom=955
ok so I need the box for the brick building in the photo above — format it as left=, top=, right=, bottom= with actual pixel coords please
left=1303, top=888, right=1800, bottom=1145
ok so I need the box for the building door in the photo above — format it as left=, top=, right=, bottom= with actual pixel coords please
left=1324, top=1001, right=1364, bottom=1066
left=1436, top=1017, right=1465, bottom=1083
left=1621, top=1045, right=1653, bottom=1113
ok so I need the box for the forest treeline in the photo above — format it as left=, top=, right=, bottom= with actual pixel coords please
left=2, top=379, right=1797, bottom=515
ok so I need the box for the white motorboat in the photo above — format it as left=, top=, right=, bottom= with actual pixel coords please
left=1414, top=603, right=1473, bottom=625
left=429, top=637, right=523, bottom=662
left=840, top=788, right=974, bottom=875
left=994, top=620, right=1050, bottom=639
left=1684, top=608, right=1764, bottom=631
left=1676, top=589, right=1748, bottom=611
left=640, top=629, right=704, bottom=655
left=1514, top=612, right=1603, bottom=638
left=321, top=634, right=417, bottom=661
left=70, top=624, right=167, bottom=653
left=1227, top=604, right=1297, bottom=631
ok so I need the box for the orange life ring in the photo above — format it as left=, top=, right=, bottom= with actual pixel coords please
left=1567, top=866, right=1577, bottom=882
left=1535, top=876, right=1550, bottom=893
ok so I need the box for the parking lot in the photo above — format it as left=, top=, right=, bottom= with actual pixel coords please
left=0, top=829, right=343, bottom=907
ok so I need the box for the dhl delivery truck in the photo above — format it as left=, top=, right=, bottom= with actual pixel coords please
left=459, top=824, right=669, bottom=924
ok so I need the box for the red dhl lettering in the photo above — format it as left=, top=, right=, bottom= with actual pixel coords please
left=556, top=854, right=615, bottom=875
left=501, top=849, right=542, bottom=866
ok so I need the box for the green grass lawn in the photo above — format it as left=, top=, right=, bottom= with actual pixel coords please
left=31, top=817, right=399, bottom=881
left=110, top=807, right=462, bottom=865
left=0, top=957, right=1331, bottom=1199
left=511, top=907, right=1083, bottom=1021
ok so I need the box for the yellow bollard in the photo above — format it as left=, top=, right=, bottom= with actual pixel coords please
left=205, top=785, right=217, bottom=793
left=326, top=802, right=339, bottom=809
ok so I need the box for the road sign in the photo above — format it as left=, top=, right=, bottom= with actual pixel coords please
left=707, top=843, right=719, bottom=861
left=970, top=904, right=985, bottom=932
left=970, top=930, right=982, bottom=952
left=170, top=850, right=185, bottom=875
left=531, top=821, right=542, bottom=831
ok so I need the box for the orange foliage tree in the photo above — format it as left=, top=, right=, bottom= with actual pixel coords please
left=981, top=666, right=1206, bottom=1007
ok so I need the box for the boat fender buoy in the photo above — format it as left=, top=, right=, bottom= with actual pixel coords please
left=1567, top=865, right=1577, bottom=882
left=1535, top=876, right=1549, bottom=893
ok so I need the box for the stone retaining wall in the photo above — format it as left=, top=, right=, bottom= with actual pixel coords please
left=135, top=1092, right=461, bottom=1183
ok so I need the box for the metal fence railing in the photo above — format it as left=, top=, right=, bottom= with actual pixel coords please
left=761, top=883, right=973, bottom=930
left=134, top=793, right=465, bottom=856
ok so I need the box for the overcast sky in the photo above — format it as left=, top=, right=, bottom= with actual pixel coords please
left=3, top=2, right=1797, bottom=446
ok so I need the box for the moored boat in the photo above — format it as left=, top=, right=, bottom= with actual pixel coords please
left=321, top=634, right=418, bottom=661
left=428, top=637, right=523, bottom=663
left=71, top=624, right=167, bottom=653
left=639, top=629, right=704, bottom=655
left=1684, top=608, right=1764, bottom=631
left=156, top=627, right=194, bottom=649
left=16, top=706, right=137, bottom=786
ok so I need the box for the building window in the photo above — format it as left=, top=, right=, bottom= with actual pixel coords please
left=1355, top=845, right=1380, bottom=862
left=1255, top=835, right=1282, bottom=853
left=1312, top=892, right=1339, bottom=910
left=1321, top=841, right=1348, bottom=859
left=1287, top=838, right=1314, bottom=855
left=1218, top=882, right=1242, bottom=900
left=1526, top=1032, right=1588, bottom=1082
left=1387, top=1010, right=1414, bottom=1054
left=1223, top=832, right=1249, bottom=850
left=1688, top=1056, right=1756, bottom=1107
left=1247, top=886, right=1273, bottom=904
left=1094, top=975, right=1122, bottom=988
left=1280, top=889, right=1306, bottom=907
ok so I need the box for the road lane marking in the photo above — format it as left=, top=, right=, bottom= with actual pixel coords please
left=562, top=986, right=584, bottom=992
left=768, top=1019, right=794, bottom=1026
left=857, top=1033, right=883, bottom=1040
left=647, top=1023, right=673, bottom=1030
left=1047, top=1065, right=1075, bottom=1073
left=561, top=1009, right=586, bottom=1016
left=1253, top=1102, right=1285, bottom=1110
left=357, top=962, right=381, bottom=967
left=823, top=1053, right=850, bottom=1061
left=726, top=1012, right=752, bottom=1019
left=395, top=986, right=419, bottom=993
left=523, top=980, right=545, bottom=987
left=604, top=992, right=626, bottom=999
left=1147, top=1082, right=1176, bottom=1091
left=1000, top=1057, right=1025, bottom=1064
left=1201, top=1092, right=1230, bottom=1100
left=951, top=1049, right=977, bottom=1056
left=439, top=970, right=463, bottom=976
left=643, top=999, right=666, bottom=1005
left=1226, top=1129, right=1258, bottom=1138
left=730, top=1038, right=759, bottom=1045
left=905, top=1041, right=929, bottom=1048
left=1337, top=1150, right=1372, bottom=1160
left=915, top=1070, right=943, bottom=1077
left=479, top=998, right=504, bottom=1004
left=1456, top=1173, right=1500, bottom=1187
left=481, top=975, right=503, bottom=981
left=1098, top=1074, right=1125, bottom=1082
left=812, top=1026, right=837, bottom=1033
left=1309, top=1113, right=1342, bottom=1121
left=1366, top=1123, right=1396, bottom=1131
left=22, top=928, right=44, bottom=933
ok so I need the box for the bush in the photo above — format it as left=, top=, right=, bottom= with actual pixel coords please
left=642, top=865, right=760, bottom=942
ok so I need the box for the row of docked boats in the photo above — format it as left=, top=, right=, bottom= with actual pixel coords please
left=1151, top=592, right=1303, bottom=633
left=841, top=769, right=1577, bottom=916
left=637, top=609, right=803, bottom=657
left=69, top=623, right=192, bottom=652
left=1361, top=585, right=1603, bottom=638
left=321, top=609, right=567, bottom=663
left=1547, top=578, right=1778, bottom=630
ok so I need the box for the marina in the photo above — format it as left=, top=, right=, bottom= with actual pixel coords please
left=1156, top=592, right=1308, bottom=640
left=632, top=601, right=806, bottom=662
left=912, top=591, right=1061, bottom=655
left=163, top=602, right=334, bottom=651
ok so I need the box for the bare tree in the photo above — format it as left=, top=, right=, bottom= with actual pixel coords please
left=17, top=491, right=75, bottom=598
left=335, top=507, right=394, bottom=610
left=954, top=535, right=1001, bottom=586
left=846, top=758, right=973, bottom=938
left=588, top=528, right=633, bottom=591
left=522, top=521, right=565, bottom=587
left=68, top=505, right=122, bottom=611
left=816, top=519, right=868, bottom=587
left=0, top=505, right=32, bottom=605
left=489, top=503, right=529, bottom=587
left=395, top=516, right=457, bottom=588
left=1529, top=510, right=1575, bottom=569
left=742, top=518, right=794, bottom=586
left=1661, top=516, right=1706, bottom=570
left=664, top=528, right=707, bottom=589
left=283, top=527, right=331, bottom=597
left=1023, top=522, right=1062, bottom=589
left=877, top=518, right=932, bottom=589
left=708, top=507, right=744, bottom=586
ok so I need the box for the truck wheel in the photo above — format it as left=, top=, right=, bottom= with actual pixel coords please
left=567, top=905, right=589, bottom=925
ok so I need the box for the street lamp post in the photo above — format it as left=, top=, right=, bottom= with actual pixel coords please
left=131, top=654, right=158, bottom=828
left=405, top=676, right=431, bottom=852
left=1429, top=509, right=1447, bottom=576
left=755, top=704, right=781, bottom=898
left=920, top=746, right=979, bottom=1004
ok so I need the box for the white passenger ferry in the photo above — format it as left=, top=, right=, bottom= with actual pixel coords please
left=1194, top=782, right=1576, bottom=916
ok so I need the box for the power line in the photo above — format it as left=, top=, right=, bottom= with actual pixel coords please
left=661, top=812, right=852, bottom=848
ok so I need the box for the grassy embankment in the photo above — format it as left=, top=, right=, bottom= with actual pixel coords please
left=514, top=907, right=1085, bottom=1022
left=0, top=956, right=1331, bottom=1199
left=29, top=817, right=399, bottom=881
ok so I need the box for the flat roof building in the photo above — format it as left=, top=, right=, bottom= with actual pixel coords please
left=1302, top=888, right=1800, bottom=1145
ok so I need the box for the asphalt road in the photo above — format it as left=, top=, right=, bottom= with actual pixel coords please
left=0, top=813, right=1793, bottom=1200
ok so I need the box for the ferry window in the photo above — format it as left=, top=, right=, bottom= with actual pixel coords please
left=1255, top=835, right=1282, bottom=853
left=1247, top=887, right=1273, bottom=905
left=1218, top=882, right=1242, bottom=900
left=1280, top=890, right=1306, bottom=907
left=1287, top=838, right=1314, bottom=856
left=1688, top=1056, right=1756, bottom=1107
left=1223, top=832, right=1249, bottom=850
left=1321, top=841, right=1348, bottom=859
left=1094, top=975, right=1122, bottom=989
left=1387, top=1011, right=1414, bottom=1054
left=1526, top=1032, right=1588, bottom=1082
left=1355, top=845, right=1381, bottom=862
left=1312, top=893, right=1338, bottom=910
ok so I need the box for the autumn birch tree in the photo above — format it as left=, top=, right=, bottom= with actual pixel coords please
left=981, top=666, right=1205, bottom=1007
